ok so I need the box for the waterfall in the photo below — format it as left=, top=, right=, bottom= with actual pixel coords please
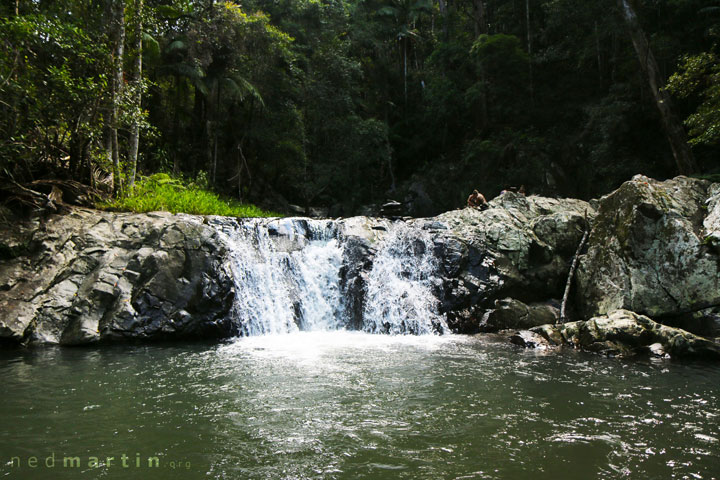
left=362, top=222, right=448, bottom=335
left=215, top=218, right=448, bottom=336
left=217, top=219, right=344, bottom=336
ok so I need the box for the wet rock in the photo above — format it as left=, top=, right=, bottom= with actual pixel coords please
left=479, top=298, right=559, bottom=332
left=380, top=200, right=404, bottom=217
left=528, top=309, right=720, bottom=359
left=510, top=330, right=555, bottom=349
left=705, top=183, right=720, bottom=253
left=434, top=194, right=594, bottom=332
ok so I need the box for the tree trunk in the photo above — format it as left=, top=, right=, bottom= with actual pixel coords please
left=438, top=0, right=448, bottom=40
left=617, top=0, right=698, bottom=175
left=594, top=22, right=603, bottom=89
left=127, top=0, right=143, bottom=189
left=525, top=0, right=534, bottom=103
left=403, top=38, right=408, bottom=105
left=172, top=76, right=182, bottom=175
left=473, top=0, right=487, bottom=37
left=109, top=0, right=126, bottom=196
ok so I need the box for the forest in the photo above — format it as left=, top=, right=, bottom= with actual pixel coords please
left=1, top=0, right=719, bottom=216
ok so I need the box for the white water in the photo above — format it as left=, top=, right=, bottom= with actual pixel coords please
left=219, top=220, right=344, bottom=335
left=363, top=222, right=448, bottom=334
left=217, top=219, right=448, bottom=336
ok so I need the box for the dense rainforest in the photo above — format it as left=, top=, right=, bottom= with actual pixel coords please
left=1, top=0, right=720, bottom=216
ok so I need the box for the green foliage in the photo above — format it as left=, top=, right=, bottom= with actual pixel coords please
left=101, top=174, right=279, bottom=217
left=3, top=0, right=720, bottom=216
left=666, top=52, right=720, bottom=146
left=0, top=11, right=109, bottom=176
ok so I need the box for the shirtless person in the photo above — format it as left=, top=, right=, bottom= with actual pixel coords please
left=467, top=189, right=488, bottom=210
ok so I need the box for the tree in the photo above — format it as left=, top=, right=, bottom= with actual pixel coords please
left=108, top=0, right=126, bottom=195
left=666, top=52, right=720, bottom=146
left=617, top=0, right=698, bottom=175
left=127, top=0, right=144, bottom=189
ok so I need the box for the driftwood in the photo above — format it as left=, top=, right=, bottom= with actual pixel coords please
left=0, top=179, right=103, bottom=212
left=559, top=211, right=591, bottom=324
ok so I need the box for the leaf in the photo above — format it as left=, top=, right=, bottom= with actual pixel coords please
left=142, top=33, right=160, bottom=60
left=377, top=6, right=398, bottom=17
left=698, top=6, right=720, bottom=15
left=165, top=39, right=188, bottom=54
left=156, top=5, right=184, bottom=19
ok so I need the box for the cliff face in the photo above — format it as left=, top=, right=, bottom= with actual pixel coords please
left=0, top=211, right=237, bottom=345
left=1, top=175, right=719, bottom=357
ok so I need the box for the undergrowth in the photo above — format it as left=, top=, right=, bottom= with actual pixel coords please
left=100, top=173, right=280, bottom=218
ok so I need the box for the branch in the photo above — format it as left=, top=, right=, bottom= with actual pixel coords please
left=559, top=210, right=591, bottom=324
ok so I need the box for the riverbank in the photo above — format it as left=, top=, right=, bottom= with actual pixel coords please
left=1, top=175, right=719, bottom=360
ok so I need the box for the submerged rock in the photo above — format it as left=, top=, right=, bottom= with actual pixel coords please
left=518, top=310, right=720, bottom=359
left=509, top=330, right=556, bottom=350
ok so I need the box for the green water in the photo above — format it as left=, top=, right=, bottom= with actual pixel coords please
left=1, top=332, right=719, bottom=479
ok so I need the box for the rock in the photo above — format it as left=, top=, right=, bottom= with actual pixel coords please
left=510, top=330, right=555, bottom=349
left=404, top=181, right=436, bottom=217
left=527, top=309, right=720, bottom=359
left=705, top=183, right=720, bottom=252
left=479, top=298, right=560, bottom=332
left=5, top=174, right=717, bottom=351
left=576, top=175, right=720, bottom=319
left=648, top=342, right=667, bottom=358
left=0, top=210, right=237, bottom=345
left=380, top=200, right=404, bottom=216
left=434, top=194, right=595, bottom=332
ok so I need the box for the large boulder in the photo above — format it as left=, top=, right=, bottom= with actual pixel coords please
left=479, top=298, right=560, bottom=332
left=576, top=175, right=720, bottom=319
left=523, top=310, right=720, bottom=359
left=0, top=210, right=236, bottom=345
left=433, top=192, right=594, bottom=332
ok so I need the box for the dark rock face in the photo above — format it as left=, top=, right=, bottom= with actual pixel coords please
left=479, top=298, right=560, bottom=332
left=432, top=193, right=593, bottom=333
left=0, top=210, right=236, bottom=345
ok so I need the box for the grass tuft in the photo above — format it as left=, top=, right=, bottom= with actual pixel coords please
left=99, top=173, right=281, bottom=218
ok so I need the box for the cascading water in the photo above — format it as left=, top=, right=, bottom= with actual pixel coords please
left=217, top=219, right=345, bottom=336
left=362, top=222, right=448, bottom=335
left=215, top=218, right=448, bottom=336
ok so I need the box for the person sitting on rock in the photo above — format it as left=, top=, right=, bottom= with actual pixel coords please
left=467, top=190, right=489, bottom=210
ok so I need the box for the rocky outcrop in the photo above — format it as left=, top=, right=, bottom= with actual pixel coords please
left=433, top=192, right=593, bottom=332
left=576, top=175, right=720, bottom=320
left=514, top=310, right=720, bottom=359
left=0, top=209, right=236, bottom=345
left=3, top=174, right=719, bottom=354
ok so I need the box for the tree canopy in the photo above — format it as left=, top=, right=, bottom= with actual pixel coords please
left=2, top=0, right=719, bottom=215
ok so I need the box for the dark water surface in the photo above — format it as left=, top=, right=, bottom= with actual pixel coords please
left=1, top=332, right=719, bottom=479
